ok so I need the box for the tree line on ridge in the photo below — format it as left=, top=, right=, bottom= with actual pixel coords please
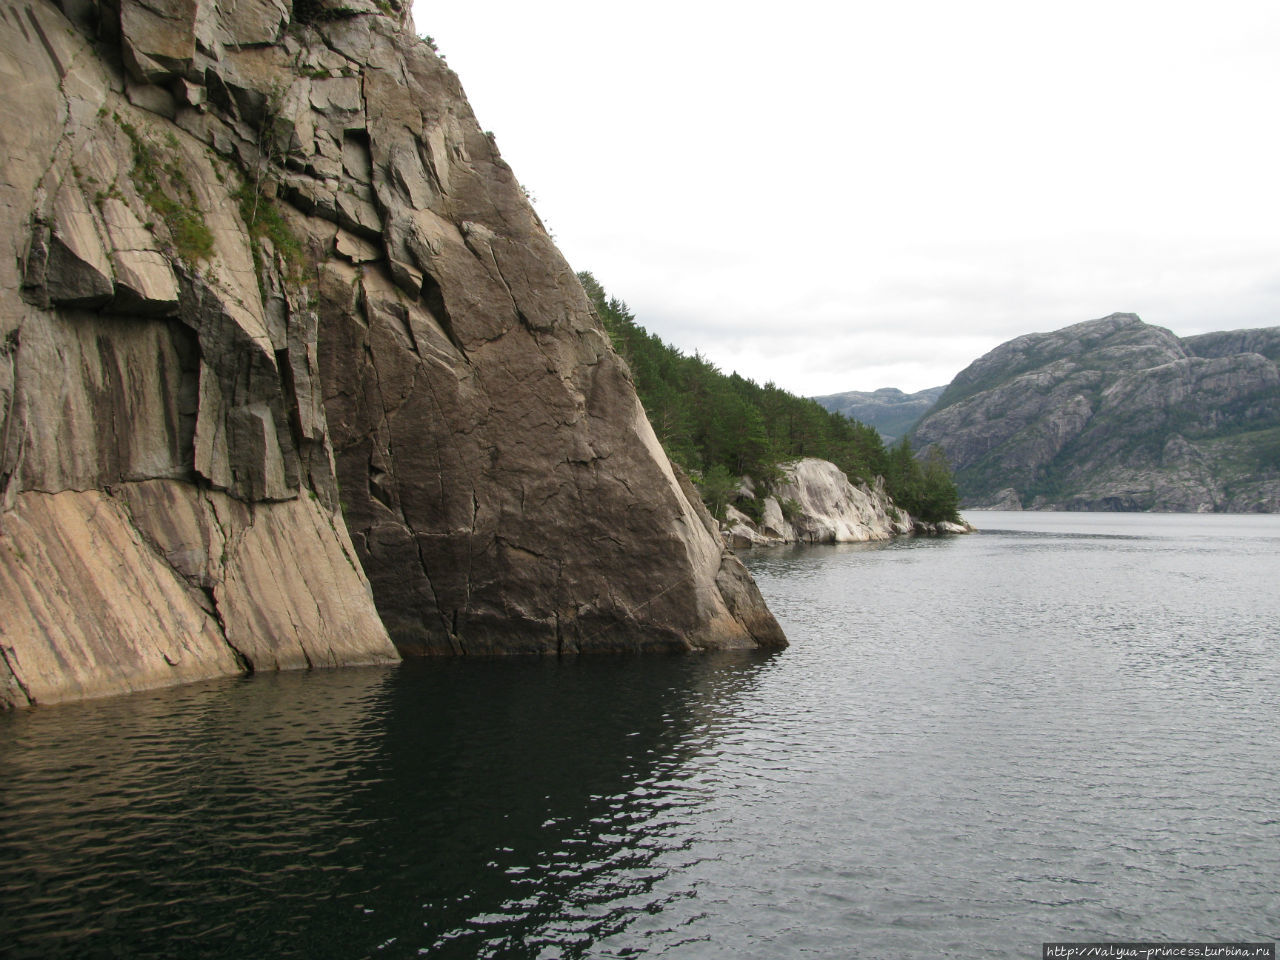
left=579, top=272, right=960, bottom=524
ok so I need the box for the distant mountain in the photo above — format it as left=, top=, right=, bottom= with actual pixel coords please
left=811, top=386, right=946, bottom=443
left=910, top=314, right=1280, bottom=512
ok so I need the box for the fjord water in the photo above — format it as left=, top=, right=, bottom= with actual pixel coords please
left=3, top=513, right=1278, bottom=958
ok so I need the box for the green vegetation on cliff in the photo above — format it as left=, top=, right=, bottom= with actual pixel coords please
left=580, top=273, right=960, bottom=523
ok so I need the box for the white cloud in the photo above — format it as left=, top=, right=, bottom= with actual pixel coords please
left=413, top=0, right=1280, bottom=394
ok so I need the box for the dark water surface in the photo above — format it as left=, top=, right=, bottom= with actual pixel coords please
left=3, top=512, right=1279, bottom=958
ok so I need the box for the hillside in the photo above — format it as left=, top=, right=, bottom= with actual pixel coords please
left=910, top=314, right=1280, bottom=511
left=811, top=386, right=945, bottom=443
left=579, top=274, right=961, bottom=525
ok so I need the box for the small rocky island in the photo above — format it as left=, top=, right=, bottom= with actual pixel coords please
left=0, top=0, right=785, bottom=709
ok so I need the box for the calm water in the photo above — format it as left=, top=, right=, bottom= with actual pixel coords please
left=3, top=512, right=1279, bottom=958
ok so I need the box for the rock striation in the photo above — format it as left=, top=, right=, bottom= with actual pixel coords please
left=911, top=314, right=1280, bottom=512
left=0, top=0, right=783, bottom=707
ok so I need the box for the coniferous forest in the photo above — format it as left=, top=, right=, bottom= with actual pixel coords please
left=579, top=273, right=961, bottom=524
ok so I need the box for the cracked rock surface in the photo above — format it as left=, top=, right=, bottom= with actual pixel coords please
left=0, top=0, right=784, bottom=706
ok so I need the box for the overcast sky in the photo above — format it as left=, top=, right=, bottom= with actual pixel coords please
left=410, top=0, right=1280, bottom=395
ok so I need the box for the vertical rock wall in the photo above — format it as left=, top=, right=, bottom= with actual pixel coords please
left=0, top=0, right=396, bottom=707
left=0, top=0, right=783, bottom=706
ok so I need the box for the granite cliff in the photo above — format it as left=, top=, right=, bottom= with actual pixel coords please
left=0, top=0, right=783, bottom=707
left=911, top=314, right=1280, bottom=512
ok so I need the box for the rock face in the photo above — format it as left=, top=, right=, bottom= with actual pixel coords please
left=810, top=386, right=946, bottom=443
left=911, top=314, right=1280, bottom=512
left=721, top=458, right=926, bottom=548
left=0, top=0, right=783, bottom=706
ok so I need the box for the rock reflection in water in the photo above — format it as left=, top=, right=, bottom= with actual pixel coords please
left=0, top=650, right=776, bottom=959
left=363, top=653, right=776, bottom=957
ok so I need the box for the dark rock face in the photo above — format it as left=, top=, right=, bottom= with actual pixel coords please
left=811, top=386, right=946, bottom=443
left=0, top=0, right=782, bottom=707
left=318, top=258, right=785, bottom=655
left=300, top=29, right=783, bottom=656
left=912, top=314, right=1280, bottom=512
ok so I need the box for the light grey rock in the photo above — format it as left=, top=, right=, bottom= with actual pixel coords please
left=120, top=0, right=197, bottom=84
left=100, top=198, right=180, bottom=315
left=977, top=488, right=1022, bottom=510
left=219, top=0, right=288, bottom=48
left=125, top=79, right=177, bottom=118
left=42, top=181, right=115, bottom=308
left=335, top=189, right=382, bottom=239
left=341, top=134, right=374, bottom=183
left=723, top=503, right=786, bottom=549
left=773, top=458, right=903, bottom=543
left=721, top=459, right=930, bottom=546
left=334, top=229, right=381, bottom=263
left=310, top=77, right=363, bottom=115
left=759, top=495, right=795, bottom=540
left=1183, top=327, right=1280, bottom=364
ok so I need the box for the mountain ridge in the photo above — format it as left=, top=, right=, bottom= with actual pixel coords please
left=810, top=386, right=946, bottom=443
left=910, top=313, right=1280, bottom=512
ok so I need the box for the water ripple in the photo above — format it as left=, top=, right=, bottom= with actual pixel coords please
left=4, top=515, right=1280, bottom=957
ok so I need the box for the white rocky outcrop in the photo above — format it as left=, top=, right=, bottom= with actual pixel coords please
left=776, top=458, right=914, bottom=542
left=722, top=458, right=937, bottom=548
